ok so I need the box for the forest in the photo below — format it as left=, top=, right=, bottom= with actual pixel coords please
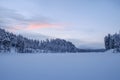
left=0, top=28, right=78, bottom=53
left=104, top=32, right=120, bottom=52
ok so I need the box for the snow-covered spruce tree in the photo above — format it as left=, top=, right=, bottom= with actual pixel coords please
left=0, top=29, right=11, bottom=52
left=104, top=32, right=120, bottom=52
left=104, top=34, right=111, bottom=49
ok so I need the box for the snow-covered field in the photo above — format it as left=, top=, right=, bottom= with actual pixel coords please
left=0, top=52, right=120, bottom=80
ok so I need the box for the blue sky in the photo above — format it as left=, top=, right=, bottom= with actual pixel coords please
left=0, top=0, right=120, bottom=48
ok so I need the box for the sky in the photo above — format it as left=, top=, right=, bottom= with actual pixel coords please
left=0, top=0, right=120, bottom=48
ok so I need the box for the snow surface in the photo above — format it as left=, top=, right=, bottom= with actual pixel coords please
left=0, top=52, right=120, bottom=80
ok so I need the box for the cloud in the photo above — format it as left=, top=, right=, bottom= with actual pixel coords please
left=0, top=6, right=26, bottom=26
left=0, top=6, right=64, bottom=31
left=7, top=23, right=65, bottom=32
left=27, top=23, right=65, bottom=30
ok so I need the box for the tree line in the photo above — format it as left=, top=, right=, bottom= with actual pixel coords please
left=0, top=28, right=78, bottom=53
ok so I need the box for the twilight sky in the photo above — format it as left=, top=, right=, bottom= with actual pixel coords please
left=0, top=0, right=120, bottom=48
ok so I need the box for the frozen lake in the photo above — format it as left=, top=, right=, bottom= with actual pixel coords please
left=0, top=52, right=120, bottom=80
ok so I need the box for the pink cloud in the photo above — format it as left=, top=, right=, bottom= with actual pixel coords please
left=27, top=23, right=61, bottom=30
left=7, top=22, right=69, bottom=32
